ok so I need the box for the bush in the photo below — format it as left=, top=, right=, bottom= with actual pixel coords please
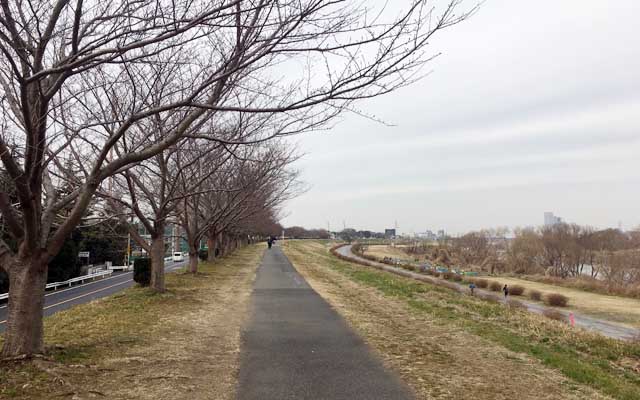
left=509, top=285, right=525, bottom=296
left=133, top=258, right=151, bottom=287
left=442, top=272, right=453, bottom=280
left=474, top=278, right=489, bottom=288
left=528, top=289, right=542, bottom=301
left=452, top=274, right=463, bottom=282
left=198, top=249, right=208, bottom=261
left=542, top=308, right=567, bottom=322
left=545, top=293, right=569, bottom=307
left=489, top=281, right=502, bottom=291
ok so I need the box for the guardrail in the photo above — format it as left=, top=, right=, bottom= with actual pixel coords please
left=0, top=270, right=113, bottom=301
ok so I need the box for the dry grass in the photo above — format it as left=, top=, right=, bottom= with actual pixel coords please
left=494, top=276, right=640, bottom=327
left=363, top=245, right=410, bottom=261
left=543, top=309, right=568, bottom=323
left=0, top=244, right=264, bottom=400
left=285, top=241, right=612, bottom=400
left=507, top=299, right=528, bottom=310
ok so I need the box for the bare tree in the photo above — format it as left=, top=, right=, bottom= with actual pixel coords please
left=177, top=141, right=300, bottom=273
left=0, top=0, right=474, bottom=356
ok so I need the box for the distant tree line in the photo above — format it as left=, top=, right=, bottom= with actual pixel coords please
left=420, top=224, right=640, bottom=292
left=283, top=226, right=330, bottom=239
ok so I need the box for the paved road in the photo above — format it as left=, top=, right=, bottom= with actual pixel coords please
left=337, top=245, right=640, bottom=341
left=237, top=246, right=414, bottom=400
left=0, top=260, right=188, bottom=333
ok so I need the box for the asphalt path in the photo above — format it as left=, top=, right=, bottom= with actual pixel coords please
left=337, top=244, right=640, bottom=341
left=0, top=260, right=188, bottom=333
left=237, top=245, right=413, bottom=400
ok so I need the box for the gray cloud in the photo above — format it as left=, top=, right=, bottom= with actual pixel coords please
left=282, top=0, right=640, bottom=234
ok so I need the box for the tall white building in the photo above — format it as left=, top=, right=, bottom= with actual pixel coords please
left=544, top=212, right=563, bottom=226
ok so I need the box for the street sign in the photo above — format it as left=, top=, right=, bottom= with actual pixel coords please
left=78, top=251, right=90, bottom=258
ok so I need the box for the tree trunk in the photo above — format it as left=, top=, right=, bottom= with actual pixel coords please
left=188, top=244, right=199, bottom=273
left=1, top=257, right=48, bottom=357
left=206, top=232, right=216, bottom=262
left=150, top=233, right=165, bottom=293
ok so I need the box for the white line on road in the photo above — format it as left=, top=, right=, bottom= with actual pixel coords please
left=0, top=261, right=187, bottom=310
left=0, top=261, right=188, bottom=322
left=0, top=279, right=134, bottom=326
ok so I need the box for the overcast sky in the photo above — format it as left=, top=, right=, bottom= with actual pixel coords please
left=281, top=0, right=640, bottom=235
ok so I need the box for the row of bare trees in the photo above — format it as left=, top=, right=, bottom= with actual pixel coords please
left=0, top=0, right=473, bottom=356
left=446, top=225, right=640, bottom=288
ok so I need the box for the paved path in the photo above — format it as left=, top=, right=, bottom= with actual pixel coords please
left=337, top=244, right=639, bottom=341
left=0, top=260, right=188, bottom=332
left=237, top=246, right=413, bottom=400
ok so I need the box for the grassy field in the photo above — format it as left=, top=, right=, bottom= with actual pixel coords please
left=492, top=276, right=640, bottom=327
left=0, top=244, right=264, bottom=400
left=284, top=241, right=640, bottom=400
left=363, top=244, right=412, bottom=261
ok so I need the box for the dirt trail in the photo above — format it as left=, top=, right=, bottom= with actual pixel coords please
left=285, top=242, right=611, bottom=400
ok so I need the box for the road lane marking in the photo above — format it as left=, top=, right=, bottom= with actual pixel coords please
left=0, top=260, right=188, bottom=310
left=0, top=272, right=133, bottom=310
left=0, top=279, right=134, bottom=326
left=0, top=261, right=188, bottom=321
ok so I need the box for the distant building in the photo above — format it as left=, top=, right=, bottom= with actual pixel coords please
left=416, top=230, right=437, bottom=241
left=384, top=229, right=396, bottom=238
left=544, top=212, right=563, bottom=226
left=437, top=229, right=446, bottom=239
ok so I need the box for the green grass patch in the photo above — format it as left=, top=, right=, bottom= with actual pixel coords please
left=289, top=241, right=640, bottom=400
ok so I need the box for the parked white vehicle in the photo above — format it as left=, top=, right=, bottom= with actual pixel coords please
left=172, top=252, right=184, bottom=262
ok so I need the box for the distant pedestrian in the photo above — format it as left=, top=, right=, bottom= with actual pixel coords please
left=503, top=284, right=509, bottom=299
left=267, top=238, right=273, bottom=249
left=469, top=282, right=476, bottom=295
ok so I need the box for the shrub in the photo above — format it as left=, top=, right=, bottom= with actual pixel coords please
left=542, top=308, right=567, bottom=322
left=545, top=293, right=569, bottom=307
left=509, top=285, right=525, bottom=296
left=442, top=272, right=453, bottom=280
left=133, top=258, right=151, bottom=287
left=474, top=278, right=489, bottom=288
left=198, top=249, right=208, bottom=261
left=528, top=289, right=542, bottom=301
left=489, top=281, right=502, bottom=291
left=452, top=274, right=463, bottom=282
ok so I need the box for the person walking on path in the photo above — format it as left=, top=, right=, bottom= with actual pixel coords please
left=469, top=282, right=476, bottom=296
left=503, top=284, right=509, bottom=299
left=267, top=237, right=273, bottom=249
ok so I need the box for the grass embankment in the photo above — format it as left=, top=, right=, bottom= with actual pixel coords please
left=492, top=276, right=640, bottom=327
left=285, top=241, right=640, bottom=400
left=0, top=244, right=264, bottom=400
left=363, top=245, right=640, bottom=328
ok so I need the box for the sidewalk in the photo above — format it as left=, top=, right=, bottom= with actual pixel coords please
left=236, top=246, right=414, bottom=400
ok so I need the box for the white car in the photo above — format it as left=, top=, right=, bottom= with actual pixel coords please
left=172, top=252, right=184, bottom=262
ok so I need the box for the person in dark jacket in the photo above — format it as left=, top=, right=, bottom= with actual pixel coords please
left=267, top=237, right=273, bottom=249
left=503, top=284, right=509, bottom=299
